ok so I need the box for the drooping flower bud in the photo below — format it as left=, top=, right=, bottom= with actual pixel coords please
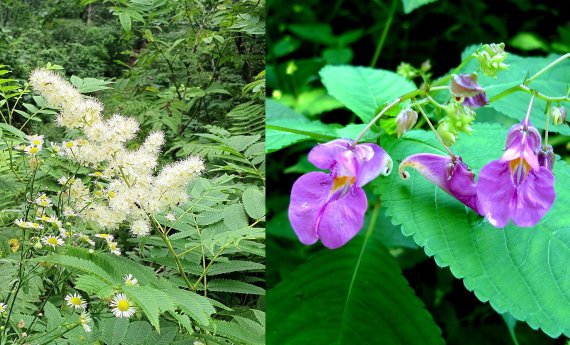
left=549, top=106, right=567, bottom=125
left=473, top=43, right=509, bottom=78
left=450, top=74, right=489, bottom=108
left=399, top=154, right=480, bottom=213
left=538, top=145, right=555, bottom=171
left=396, top=109, right=418, bottom=138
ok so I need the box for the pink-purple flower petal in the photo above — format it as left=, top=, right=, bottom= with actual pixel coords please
left=288, top=172, right=332, bottom=245
left=307, top=139, right=352, bottom=170
left=399, top=153, right=479, bottom=212
left=355, top=144, right=392, bottom=187
left=317, top=187, right=368, bottom=249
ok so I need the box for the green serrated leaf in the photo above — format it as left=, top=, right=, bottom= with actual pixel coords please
left=122, top=321, right=153, bottom=345
left=242, top=188, right=265, bottom=220
left=101, top=317, right=129, bottom=345
left=267, top=236, right=443, bottom=344
left=374, top=123, right=570, bottom=338
left=223, top=203, right=249, bottom=230
left=319, top=65, right=417, bottom=123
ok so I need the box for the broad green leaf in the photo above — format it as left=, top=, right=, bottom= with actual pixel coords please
left=69, top=75, right=113, bottom=93
left=242, top=187, right=265, bottom=220
left=266, top=99, right=378, bottom=153
left=401, top=0, right=438, bottom=13
left=373, top=123, right=570, bottom=338
left=123, top=285, right=169, bottom=331
left=101, top=317, right=129, bottom=345
left=119, top=12, right=132, bottom=31
left=211, top=319, right=264, bottom=345
left=123, top=321, right=153, bottom=345
left=74, top=274, right=115, bottom=298
left=206, top=279, right=265, bottom=295
left=0, top=123, right=26, bottom=139
left=43, top=301, right=62, bottom=331
left=223, top=203, right=249, bottom=230
left=319, top=65, right=416, bottom=123
left=267, top=236, right=444, bottom=344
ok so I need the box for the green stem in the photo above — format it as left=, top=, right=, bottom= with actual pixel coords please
left=525, top=53, right=570, bottom=85
left=414, top=101, right=455, bottom=158
left=352, top=89, right=425, bottom=146
left=490, top=85, right=569, bottom=104
left=266, top=124, right=337, bottom=141
left=370, top=0, right=398, bottom=67
left=152, top=216, right=193, bottom=290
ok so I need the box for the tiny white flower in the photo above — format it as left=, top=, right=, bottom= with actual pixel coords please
left=65, top=293, right=87, bottom=310
left=95, top=233, right=114, bottom=242
left=14, top=219, right=27, bottom=228
left=29, top=222, right=44, bottom=230
left=108, top=241, right=121, bottom=256
left=110, top=293, right=135, bottom=318
left=0, top=302, right=7, bottom=313
left=123, top=274, right=138, bottom=286
left=42, top=236, right=63, bottom=248
left=165, top=213, right=176, bottom=222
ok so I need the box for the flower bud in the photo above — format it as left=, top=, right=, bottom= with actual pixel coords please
left=550, top=106, right=567, bottom=125
left=437, top=122, right=456, bottom=146
left=396, top=109, right=418, bottom=137
left=450, top=74, right=484, bottom=97
left=396, top=62, right=416, bottom=79
left=473, top=43, right=509, bottom=78
left=538, top=145, right=555, bottom=171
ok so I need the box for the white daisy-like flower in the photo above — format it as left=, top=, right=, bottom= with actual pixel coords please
left=14, top=219, right=27, bottom=228
left=29, top=222, right=44, bottom=230
left=0, top=302, right=7, bottom=313
left=65, top=293, right=87, bottom=310
left=26, top=134, right=44, bottom=147
left=35, top=194, right=52, bottom=207
left=95, top=233, right=114, bottom=242
left=165, top=213, right=176, bottom=222
left=110, top=293, right=135, bottom=318
left=108, top=241, right=121, bottom=256
left=24, top=145, right=41, bottom=155
left=63, top=140, right=77, bottom=149
left=42, top=236, right=64, bottom=248
left=79, top=312, right=92, bottom=333
left=76, top=234, right=96, bottom=246
left=123, top=274, right=138, bottom=286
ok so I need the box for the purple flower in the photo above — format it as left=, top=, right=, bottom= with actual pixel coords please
left=399, top=153, right=480, bottom=213
left=450, top=74, right=489, bottom=108
left=477, top=117, right=555, bottom=227
left=288, top=139, right=392, bottom=249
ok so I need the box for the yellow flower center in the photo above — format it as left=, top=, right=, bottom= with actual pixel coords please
left=71, top=297, right=82, bottom=305
left=65, top=142, right=75, bottom=148
left=32, top=139, right=41, bottom=145
left=509, top=158, right=531, bottom=186
left=117, top=300, right=130, bottom=311
left=47, top=237, right=58, bottom=245
left=29, top=147, right=39, bottom=154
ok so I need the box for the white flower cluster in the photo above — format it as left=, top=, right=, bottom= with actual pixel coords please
left=30, top=69, right=205, bottom=236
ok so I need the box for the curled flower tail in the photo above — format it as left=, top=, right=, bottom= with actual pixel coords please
left=399, top=153, right=480, bottom=213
